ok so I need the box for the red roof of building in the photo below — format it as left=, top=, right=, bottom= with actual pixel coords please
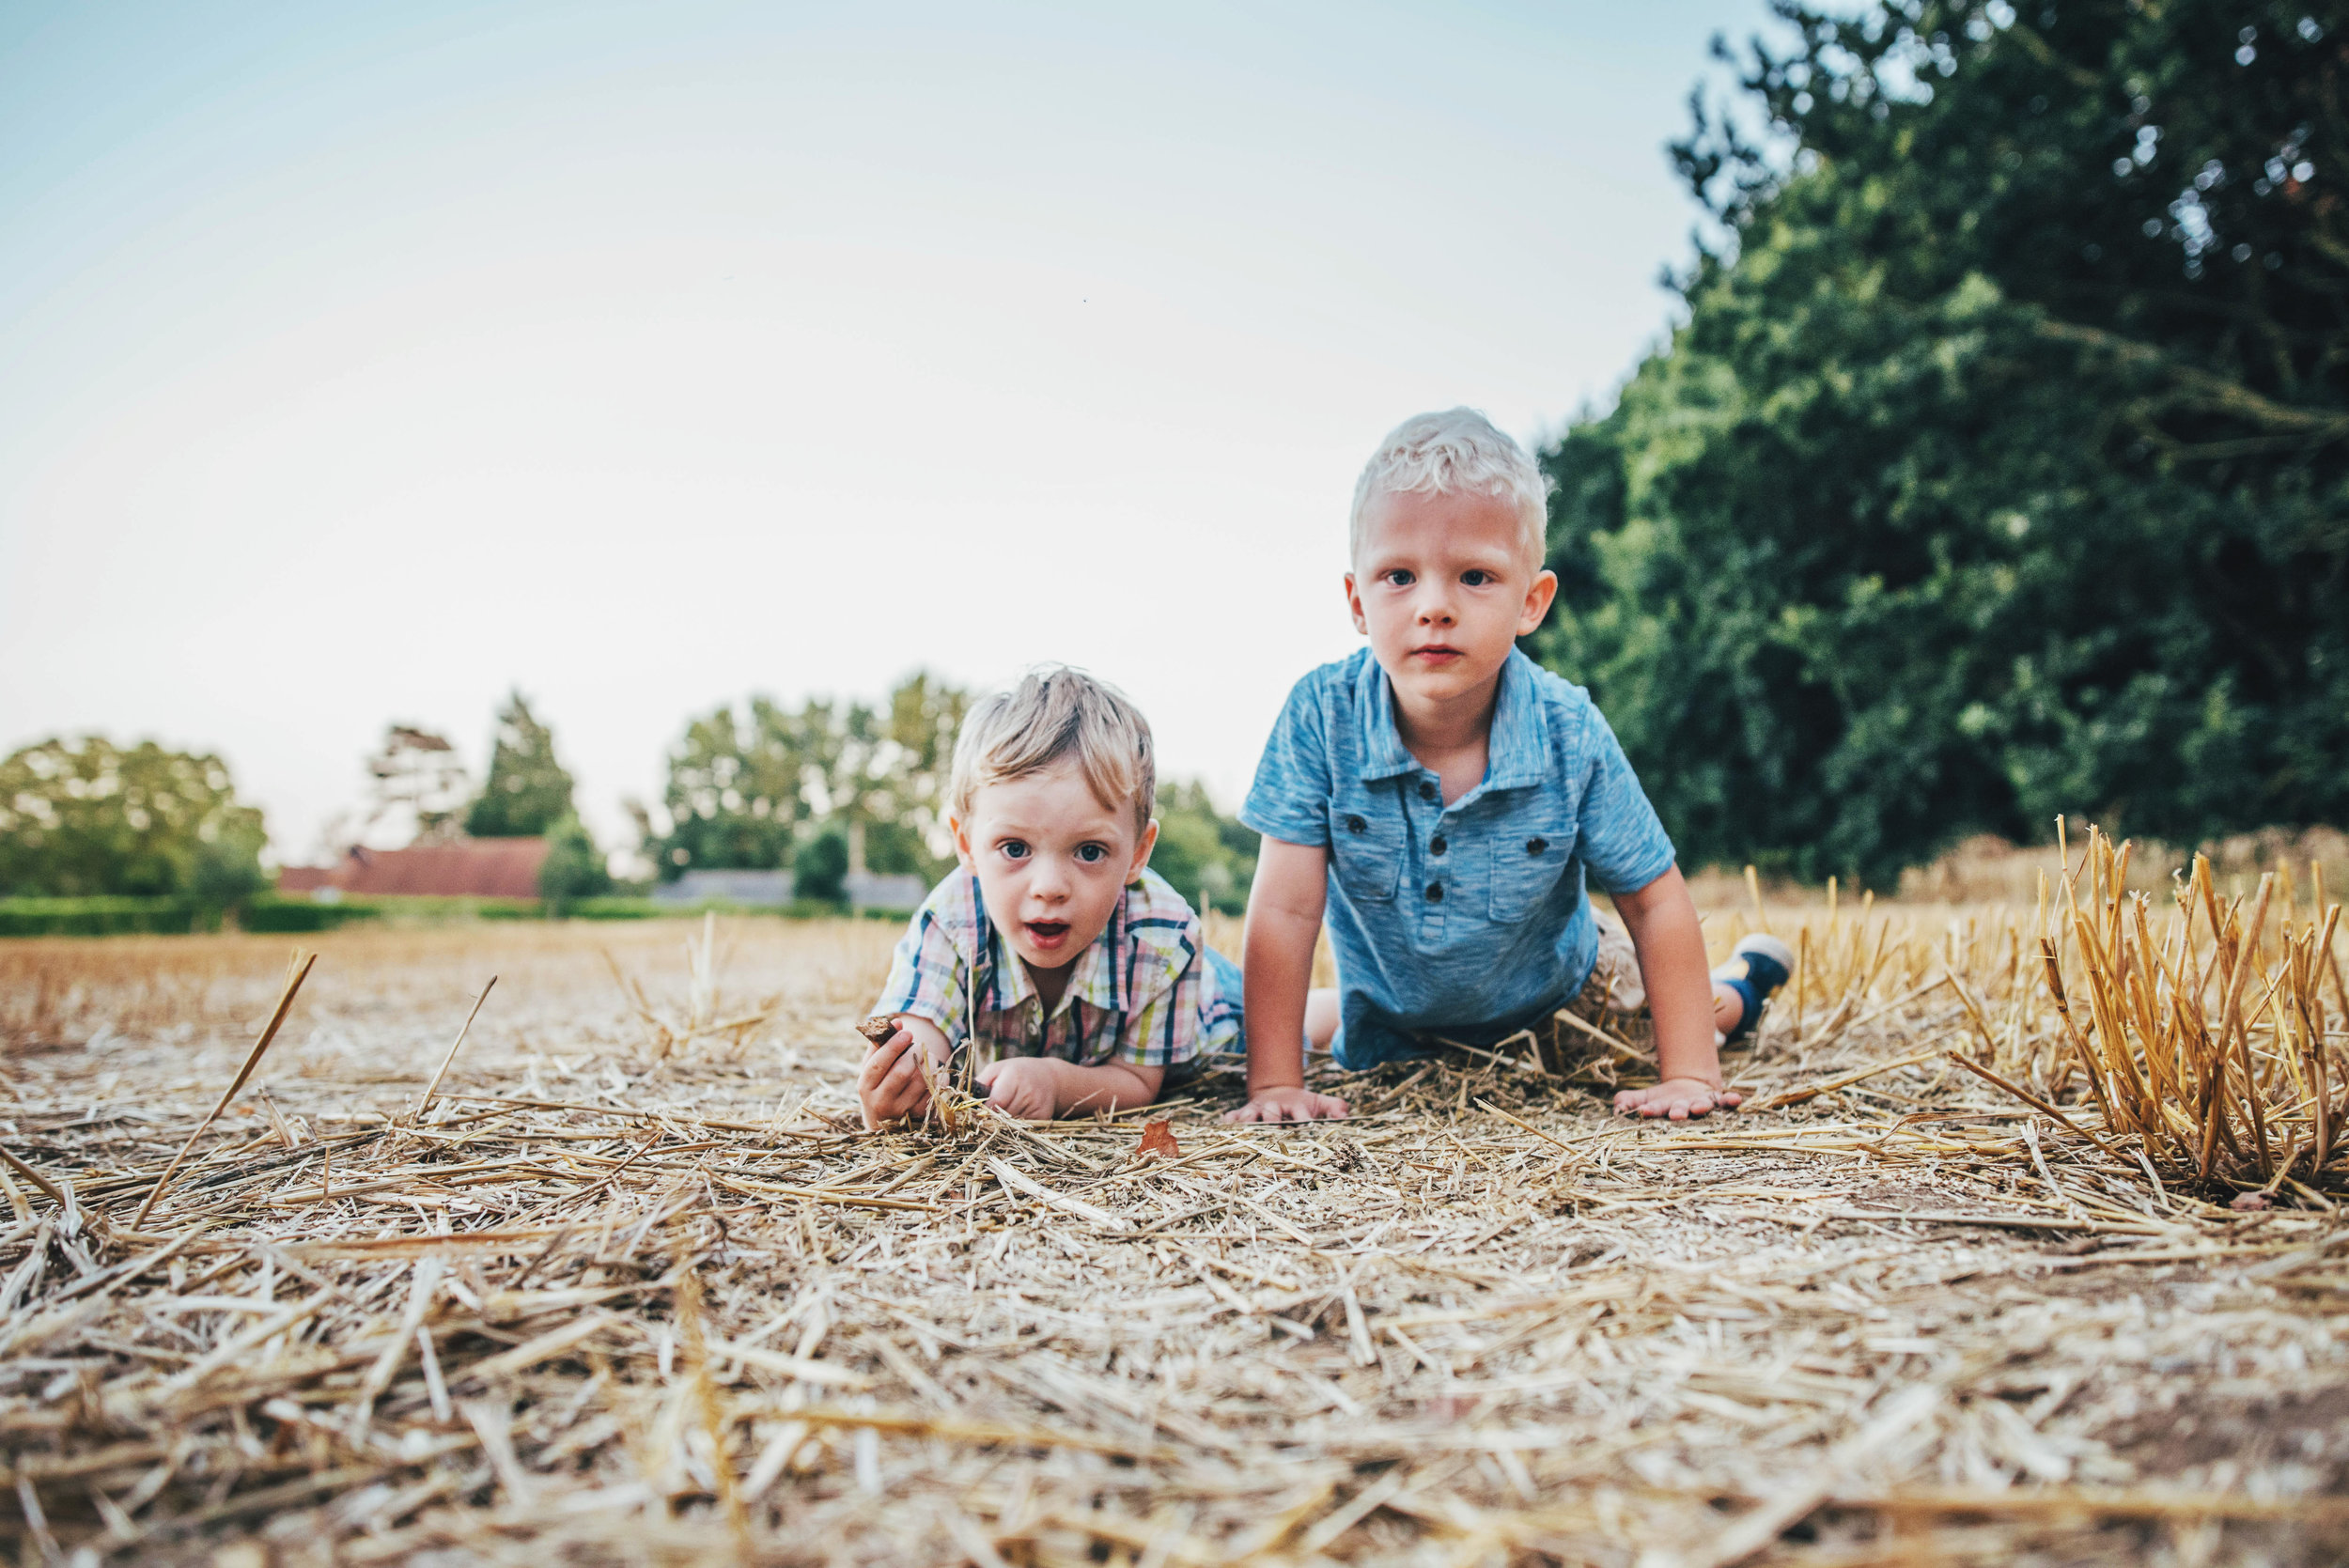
left=277, top=839, right=550, bottom=899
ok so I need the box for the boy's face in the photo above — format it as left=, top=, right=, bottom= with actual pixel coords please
left=951, top=759, right=1159, bottom=980
left=1346, top=488, right=1558, bottom=709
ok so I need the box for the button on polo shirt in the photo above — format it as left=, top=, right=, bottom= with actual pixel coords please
left=1242, top=647, right=1677, bottom=1068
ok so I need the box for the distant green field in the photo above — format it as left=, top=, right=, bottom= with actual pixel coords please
left=0, top=894, right=912, bottom=937
left=0, top=896, right=400, bottom=937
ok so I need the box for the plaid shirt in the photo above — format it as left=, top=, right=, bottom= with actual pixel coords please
left=875, top=866, right=1209, bottom=1071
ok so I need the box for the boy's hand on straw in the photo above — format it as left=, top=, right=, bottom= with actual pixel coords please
left=856, top=1018, right=947, bottom=1129
left=1611, top=868, right=1740, bottom=1124
left=1613, top=1077, right=1739, bottom=1121
left=1225, top=1086, right=1349, bottom=1124
left=976, top=1058, right=1059, bottom=1120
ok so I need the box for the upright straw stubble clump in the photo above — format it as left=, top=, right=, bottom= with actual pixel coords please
left=2040, top=824, right=2346, bottom=1191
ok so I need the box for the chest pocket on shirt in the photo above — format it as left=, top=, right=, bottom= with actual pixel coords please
left=1489, top=824, right=1572, bottom=923
left=1327, top=802, right=1404, bottom=904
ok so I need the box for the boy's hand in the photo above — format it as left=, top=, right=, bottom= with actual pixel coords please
left=1610, top=869, right=1740, bottom=1124
left=1225, top=1086, right=1350, bottom=1123
left=1613, top=1077, right=1740, bottom=1121
left=857, top=1019, right=946, bottom=1129
left=977, top=1057, right=1060, bottom=1120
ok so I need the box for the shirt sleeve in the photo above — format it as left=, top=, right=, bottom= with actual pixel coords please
left=874, top=895, right=972, bottom=1048
left=1239, top=672, right=1335, bottom=846
left=1109, top=939, right=1204, bottom=1068
left=1574, top=706, right=1678, bottom=895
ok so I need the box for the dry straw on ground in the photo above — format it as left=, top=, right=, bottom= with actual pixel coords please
left=3, top=836, right=2345, bottom=1566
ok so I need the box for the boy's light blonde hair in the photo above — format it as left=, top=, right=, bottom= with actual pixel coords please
left=948, top=666, right=1156, bottom=834
left=1350, top=407, right=1551, bottom=572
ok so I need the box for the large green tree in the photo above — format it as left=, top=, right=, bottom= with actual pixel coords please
left=1537, top=1, right=2349, bottom=882
left=636, top=697, right=805, bottom=877
left=0, top=737, right=268, bottom=901
left=537, top=815, right=613, bottom=913
left=464, top=691, right=577, bottom=838
left=636, top=673, right=969, bottom=882
left=1147, top=782, right=1259, bottom=914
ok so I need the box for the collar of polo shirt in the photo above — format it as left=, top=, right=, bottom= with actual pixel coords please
left=1350, top=647, right=1554, bottom=795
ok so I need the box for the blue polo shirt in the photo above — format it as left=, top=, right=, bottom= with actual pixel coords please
left=1240, top=647, right=1677, bottom=1069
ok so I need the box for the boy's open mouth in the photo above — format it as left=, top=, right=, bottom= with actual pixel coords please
left=1022, top=920, right=1072, bottom=949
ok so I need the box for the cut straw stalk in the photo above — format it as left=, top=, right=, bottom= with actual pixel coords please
left=1755, top=1048, right=1939, bottom=1110
left=1945, top=1052, right=2129, bottom=1164
left=130, top=951, right=316, bottom=1230
left=416, top=975, right=497, bottom=1114
left=0, top=1144, right=70, bottom=1211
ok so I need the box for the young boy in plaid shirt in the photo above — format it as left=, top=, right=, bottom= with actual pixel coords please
left=857, top=667, right=1239, bottom=1127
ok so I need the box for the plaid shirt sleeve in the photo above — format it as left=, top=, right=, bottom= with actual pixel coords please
left=873, top=875, right=974, bottom=1049
left=1096, top=871, right=1205, bottom=1069
left=1103, top=946, right=1202, bottom=1068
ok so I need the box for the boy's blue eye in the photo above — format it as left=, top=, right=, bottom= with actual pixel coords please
left=1076, top=844, right=1108, bottom=864
left=1000, top=840, right=1030, bottom=861
left=1462, top=569, right=1493, bottom=586
left=1384, top=568, right=1414, bottom=586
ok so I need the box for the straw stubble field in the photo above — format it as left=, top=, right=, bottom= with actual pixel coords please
left=3, top=855, right=2346, bottom=1567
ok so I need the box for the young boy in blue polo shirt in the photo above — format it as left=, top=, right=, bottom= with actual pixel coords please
left=1229, top=409, right=1789, bottom=1124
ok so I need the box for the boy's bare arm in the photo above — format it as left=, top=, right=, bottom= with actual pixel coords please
left=1226, top=837, right=1349, bottom=1123
left=1609, top=866, right=1742, bottom=1120
left=981, top=1057, right=1164, bottom=1120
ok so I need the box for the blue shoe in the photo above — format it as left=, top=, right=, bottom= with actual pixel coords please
left=1713, top=934, right=1793, bottom=1042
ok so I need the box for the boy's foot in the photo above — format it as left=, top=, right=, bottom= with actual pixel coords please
left=1713, top=934, right=1794, bottom=1043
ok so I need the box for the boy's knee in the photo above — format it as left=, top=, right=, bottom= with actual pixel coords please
left=1303, top=988, right=1341, bottom=1051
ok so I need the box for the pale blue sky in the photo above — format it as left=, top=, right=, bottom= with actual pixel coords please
left=0, top=1, right=1783, bottom=863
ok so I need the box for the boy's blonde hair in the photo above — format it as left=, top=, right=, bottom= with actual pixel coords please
left=948, top=666, right=1156, bottom=834
left=1350, top=408, right=1550, bottom=572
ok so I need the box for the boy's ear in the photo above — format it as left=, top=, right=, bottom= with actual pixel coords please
left=1343, top=571, right=1369, bottom=636
left=1127, top=818, right=1159, bottom=884
left=948, top=813, right=975, bottom=870
left=1517, top=568, right=1560, bottom=636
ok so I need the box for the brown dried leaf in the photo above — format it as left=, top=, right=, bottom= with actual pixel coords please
left=1137, top=1120, right=1180, bottom=1160
left=855, top=1015, right=900, bottom=1049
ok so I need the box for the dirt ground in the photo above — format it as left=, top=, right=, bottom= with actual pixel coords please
left=2, top=907, right=2345, bottom=1567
